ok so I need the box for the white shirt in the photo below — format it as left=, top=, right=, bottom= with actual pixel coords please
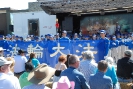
left=14, top=55, right=28, bottom=73
left=7, top=71, right=14, bottom=76
left=0, top=73, right=21, bottom=89
left=22, top=84, right=50, bottom=89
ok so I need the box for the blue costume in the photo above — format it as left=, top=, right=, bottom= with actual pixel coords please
left=44, top=38, right=57, bottom=68
left=97, top=37, right=110, bottom=62
left=110, top=40, right=119, bottom=49
left=97, top=30, right=110, bottom=62
left=127, top=40, right=133, bottom=50
left=73, top=38, right=80, bottom=40
left=59, top=37, right=70, bottom=41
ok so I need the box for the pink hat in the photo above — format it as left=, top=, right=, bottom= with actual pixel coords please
left=52, top=76, right=75, bottom=89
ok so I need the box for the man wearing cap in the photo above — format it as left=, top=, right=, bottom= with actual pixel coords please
left=97, top=30, right=110, bottom=62
left=110, top=35, right=119, bottom=63
left=92, top=34, right=97, bottom=40
left=60, top=30, right=70, bottom=41
left=14, top=49, right=28, bottom=78
left=23, top=64, right=55, bottom=89
left=117, top=50, right=133, bottom=83
left=55, top=33, right=60, bottom=40
left=73, top=33, right=80, bottom=40
left=46, top=34, right=51, bottom=41
left=0, top=57, right=21, bottom=89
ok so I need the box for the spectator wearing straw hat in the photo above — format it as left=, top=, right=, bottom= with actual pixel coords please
left=22, top=64, right=55, bottom=89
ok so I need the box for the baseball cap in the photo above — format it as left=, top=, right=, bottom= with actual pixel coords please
left=112, top=35, right=116, bottom=38
left=0, top=57, right=12, bottom=66
left=62, top=30, right=67, bottom=34
left=100, top=30, right=106, bottom=34
left=124, top=50, right=132, bottom=56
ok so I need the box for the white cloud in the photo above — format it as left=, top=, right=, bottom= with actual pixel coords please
left=0, top=0, right=37, bottom=10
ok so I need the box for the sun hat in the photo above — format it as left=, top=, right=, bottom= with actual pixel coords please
left=0, top=57, right=12, bottom=66
left=28, top=63, right=56, bottom=85
left=52, top=76, right=75, bottom=89
left=0, top=47, right=6, bottom=51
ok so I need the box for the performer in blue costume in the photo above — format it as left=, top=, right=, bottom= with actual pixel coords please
left=0, top=35, right=5, bottom=48
left=110, top=35, right=119, bottom=63
left=44, top=35, right=57, bottom=68
left=55, top=33, right=59, bottom=40
left=59, top=30, right=70, bottom=41
left=73, top=33, right=80, bottom=40
left=127, top=35, right=133, bottom=49
left=116, top=34, right=122, bottom=59
left=97, top=30, right=110, bottom=62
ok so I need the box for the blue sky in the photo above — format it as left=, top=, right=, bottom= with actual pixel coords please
left=0, top=0, right=37, bottom=10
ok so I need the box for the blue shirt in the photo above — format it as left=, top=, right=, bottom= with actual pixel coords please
left=110, top=40, right=119, bottom=48
left=32, top=58, right=40, bottom=68
left=59, top=37, right=70, bottom=41
left=89, top=71, right=113, bottom=89
left=105, top=64, right=118, bottom=85
left=61, top=67, right=90, bottom=89
left=73, top=38, right=80, bottom=40
left=97, top=37, right=110, bottom=61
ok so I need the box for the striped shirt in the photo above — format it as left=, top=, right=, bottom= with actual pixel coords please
left=78, top=59, right=97, bottom=83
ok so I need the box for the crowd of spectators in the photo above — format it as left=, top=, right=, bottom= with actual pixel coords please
left=0, top=47, right=133, bottom=89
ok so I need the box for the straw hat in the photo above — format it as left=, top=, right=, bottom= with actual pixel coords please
left=28, top=63, right=56, bottom=84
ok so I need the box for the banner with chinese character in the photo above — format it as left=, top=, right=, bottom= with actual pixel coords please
left=2, top=40, right=99, bottom=67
